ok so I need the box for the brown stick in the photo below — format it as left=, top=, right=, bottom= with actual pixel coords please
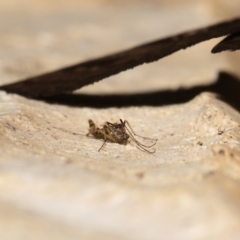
left=212, top=32, right=240, bottom=53
left=1, top=18, right=240, bottom=98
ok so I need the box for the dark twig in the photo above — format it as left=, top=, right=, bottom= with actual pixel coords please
left=0, top=18, right=240, bottom=98
left=212, top=32, right=240, bottom=53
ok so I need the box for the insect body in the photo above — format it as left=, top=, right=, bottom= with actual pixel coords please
left=86, top=119, right=157, bottom=153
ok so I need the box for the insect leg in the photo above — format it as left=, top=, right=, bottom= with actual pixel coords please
left=98, top=139, right=107, bottom=152
left=98, top=125, right=111, bottom=152
left=123, top=123, right=157, bottom=148
left=135, top=144, right=156, bottom=154
left=122, top=119, right=158, bottom=143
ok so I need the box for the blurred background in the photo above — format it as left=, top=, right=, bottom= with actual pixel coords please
left=0, top=0, right=239, bottom=94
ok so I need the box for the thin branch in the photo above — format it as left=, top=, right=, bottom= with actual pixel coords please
left=1, top=18, right=240, bottom=98
left=212, top=32, right=240, bottom=53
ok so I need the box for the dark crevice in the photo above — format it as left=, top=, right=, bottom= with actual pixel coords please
left=40, top=72, right=240, bottom=111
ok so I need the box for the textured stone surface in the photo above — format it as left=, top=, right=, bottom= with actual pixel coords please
left=1, top=92, right=240, bottom=240
left=1, top=0, right=240, bottom=240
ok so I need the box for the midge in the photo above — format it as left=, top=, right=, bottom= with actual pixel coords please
left=86, top=119, right=157, bottom=153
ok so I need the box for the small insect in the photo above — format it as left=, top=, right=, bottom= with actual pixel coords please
left=86, top=119, right=157, bottom=153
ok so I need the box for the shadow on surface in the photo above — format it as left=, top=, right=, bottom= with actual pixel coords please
left=41, top=72, right=240, bottom=111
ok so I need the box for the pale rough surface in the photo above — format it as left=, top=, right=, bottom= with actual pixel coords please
left=1, top=1, right=240, bottom=240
